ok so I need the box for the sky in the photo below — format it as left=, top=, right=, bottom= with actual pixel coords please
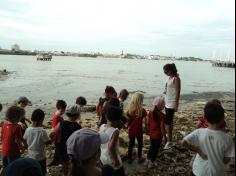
left=0, top=0, right=235, bottom=59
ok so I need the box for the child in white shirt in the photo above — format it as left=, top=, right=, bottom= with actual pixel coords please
left=24, top=109, right=51, bottom=176
left=181, top=101, right=235, bottom=176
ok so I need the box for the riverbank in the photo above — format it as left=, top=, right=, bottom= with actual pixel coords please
left=0, top=91, right=235, bottom=175
left=47, top=91, right=235, bottom=176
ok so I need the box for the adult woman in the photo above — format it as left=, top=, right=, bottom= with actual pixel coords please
left=163, top=63, right=181, bottom=149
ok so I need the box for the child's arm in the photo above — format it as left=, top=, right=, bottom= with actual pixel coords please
left=108, top=130, right=120, bottom=168
left=49, top=123, right=60, bottom=139
left=181, top=139, right=208, bottom=160
left=174, top=77, right=181, bottom=112
left=24, top=117, right=32, bottom=124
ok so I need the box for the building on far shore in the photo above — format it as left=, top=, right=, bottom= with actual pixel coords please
left=11, top=44, right=20, bottom=51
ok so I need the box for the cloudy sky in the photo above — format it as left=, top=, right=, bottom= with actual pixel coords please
left=0, top=0, right=235, bottom=59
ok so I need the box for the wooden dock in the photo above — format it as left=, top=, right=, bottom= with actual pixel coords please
left=212, top=61, right=235, bottom=68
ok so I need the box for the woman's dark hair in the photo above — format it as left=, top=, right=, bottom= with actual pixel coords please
left=56, top=100, right=67, bottom=111
left=163, top=63, right=178, bottom=77
left=153, top=106, right=160, bottom=124
left=76, top=97, right=87, bottom=106
left=6, top=106, right=25, bottom=123
left=31, top=109, right=45, bottom=122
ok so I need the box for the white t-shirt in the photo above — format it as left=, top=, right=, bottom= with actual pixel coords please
left=99, top=124, right=122, bottom=170
left=184, top=128, right=235, bottom=176
left=23, top=127, right=50, bottom=161
left=165, top=77, right=177, bottom=109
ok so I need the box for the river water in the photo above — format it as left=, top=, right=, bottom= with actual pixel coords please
left=0, top=55, right=235, bottom=105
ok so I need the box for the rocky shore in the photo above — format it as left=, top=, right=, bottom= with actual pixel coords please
left=0, top=92, right=235, bottom=175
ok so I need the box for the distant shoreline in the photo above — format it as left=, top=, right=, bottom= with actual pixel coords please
left=0, top=51, right=209, bottom=61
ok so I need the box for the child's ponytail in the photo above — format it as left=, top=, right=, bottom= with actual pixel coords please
left=153, top=106, right=160, bottom=124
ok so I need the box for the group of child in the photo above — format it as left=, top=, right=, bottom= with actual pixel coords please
left=0, top=63, right=235, bottom=176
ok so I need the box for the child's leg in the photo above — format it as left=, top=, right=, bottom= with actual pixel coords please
left=149, top=139, right=162, bottom=162
left=62, top=160, right=69, bottom=176
left=137, top=136, right=143, bottom=159
left=147, top=139, right=154, bottom=160
left=2, top=157, right=10, bottom=168
left=128, top=137, right=135, bottom=159
left=38, top=159, right=47, bottom=176
left=49, top=143, right=62, bottom=166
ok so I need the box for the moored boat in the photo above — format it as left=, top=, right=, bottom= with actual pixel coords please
left=36, top=54, right=52, bottom=61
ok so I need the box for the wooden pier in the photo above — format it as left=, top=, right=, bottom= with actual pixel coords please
left=212, top=61, right=235, bottom=68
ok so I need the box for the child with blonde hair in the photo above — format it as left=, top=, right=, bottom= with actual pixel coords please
left=127, top=92, right=147, bottom=163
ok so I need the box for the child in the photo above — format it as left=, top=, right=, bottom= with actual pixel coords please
left=23, top=109, right=51, bottom=176
left=181, top=101, right=235, bottom=176
left=127, top=92, right=147, bottom=163
left=198, top=99, right=226, bottom=130
left=100, top=106, right=125, bottom=176
left=163, top=63, right=181, bottom=149
left=50, top=104, right=82, bottom=176
left=66, top=128, right=109, bottom=176
left=118, top=89, right=129, bottom=129
left=17, top=96, right=32, bottom=135
left=1, top=106, right=25, bottom=168
left=75, top=96, right=87, bottom=107
left=97, top=86, right=117, bottom=127
left=145, top=96, right=167, bottom=168
left=118, top=89, right=129, bottom=111
left=48, top=99, right=67, bottom=166
left=4, top=158, right=43, bottom=176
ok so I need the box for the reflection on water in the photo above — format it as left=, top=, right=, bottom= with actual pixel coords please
left=0, top=55, right=235, bottom=104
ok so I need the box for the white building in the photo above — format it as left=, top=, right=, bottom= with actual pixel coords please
left=11, top=44, right=20, bottom=51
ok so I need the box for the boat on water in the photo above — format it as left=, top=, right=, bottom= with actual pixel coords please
left=36, top=54, right=52, bottom=61
left=211, top=61, right=235, bottom=68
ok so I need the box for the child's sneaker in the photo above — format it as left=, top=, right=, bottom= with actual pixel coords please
left=164, top=141, right=172, bottom=150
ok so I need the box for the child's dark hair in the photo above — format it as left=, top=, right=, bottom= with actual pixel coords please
left=66, top=113, right=80, bottom=121
left=107, top=98, right=120, bottom=107
left=56, top=100, right=67, bottom=111
left=0, top=103, right=2, bottom=112
left=119, top=89, right=129, bottom=101
left=106, top=106, right=122, bottom=122
left=6, top=106, right=25, bottom=123
left=153, top=106, right=160, bottom=124
left=211, top=99, right=222, bottom=106
left=204, top=101, right=224, bottom=124
left=76, top=97, right=87, bottom=106
left=163, top=63, right=178, bottom=76
left=105, top=86, right=116, bottom=94
left=31, top=109, right=45, bottom=122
